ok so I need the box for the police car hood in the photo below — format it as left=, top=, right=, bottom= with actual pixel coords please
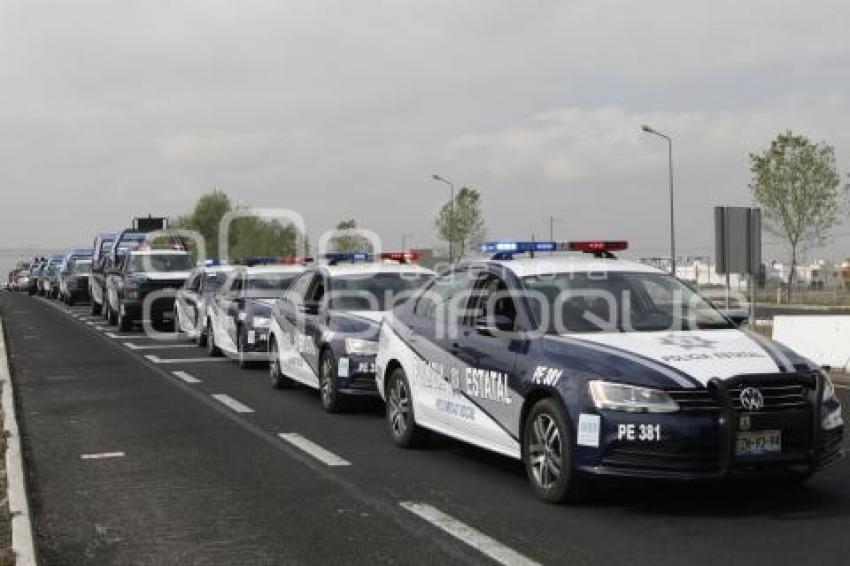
left=329, top=310, right=386, bottom=340
left=135, top=271, right=192, bottom=282
left=550, top=329, right=815, bottom=388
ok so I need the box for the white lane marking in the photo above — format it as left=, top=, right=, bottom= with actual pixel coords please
left=211, top=394, right=254, bottom=413
left=400, top=502, right=540, bottom=566
left=80, top=452, right=125, bottom=460
left=144, top=355, right=228, bottom=364
left=172, top=370, right=201, bottom=384
left=123, top=342, right=194, bottom=351
left=278, top=433, right=351, bottom=467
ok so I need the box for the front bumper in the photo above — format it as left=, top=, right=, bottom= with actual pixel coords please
left=336, top=354, right=378, bottom=396
left=575, top=372, right=844, bottom=480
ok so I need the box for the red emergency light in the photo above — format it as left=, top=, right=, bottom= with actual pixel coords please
left=380, top=251, right=419, bottom=263
left=567, top=241, right=629, bottom=253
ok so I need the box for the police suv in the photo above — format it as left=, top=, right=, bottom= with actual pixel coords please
left=268, top=252, right=434, bottom=412
left=375, top=240, right=844, bottom=503
left=205, top=260, right=307, bottom=368
left=175, top=261, right=235, bottom=346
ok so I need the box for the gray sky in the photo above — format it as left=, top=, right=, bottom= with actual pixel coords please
left=2, top=0, right=849, bottom=271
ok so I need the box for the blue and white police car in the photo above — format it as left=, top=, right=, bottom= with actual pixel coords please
left=268, top=252, right=434, bottom=412
left=205, top=259, right=309, bottom=368
left=175, top=260, right=235, bottom=346
left=375, top=240, right=844, bottom=503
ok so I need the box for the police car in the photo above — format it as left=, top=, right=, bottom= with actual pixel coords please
left=205, top=259, right=308, bottom=368
left=375, top=240, right=844, bottom=503
left=175, top=261, right=235, bottom=345
left=268, top=252, right=434, bottom=412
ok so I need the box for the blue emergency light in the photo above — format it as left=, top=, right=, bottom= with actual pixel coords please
left=321, top=252, right=372, bottom=265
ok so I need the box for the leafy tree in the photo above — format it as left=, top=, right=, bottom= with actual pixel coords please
left=749, top=131, right=848, bottom=287
left=173, top=190, right=300, bottom=260
left=435, top=186, right=486, bottom=261
left=328, top=218, right=372, bottom=252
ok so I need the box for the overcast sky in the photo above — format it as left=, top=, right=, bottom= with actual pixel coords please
left=2, top=0, right=849, bottom=268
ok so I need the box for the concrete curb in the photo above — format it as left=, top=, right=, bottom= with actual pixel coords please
left=0, top=319, right=38, bottom=565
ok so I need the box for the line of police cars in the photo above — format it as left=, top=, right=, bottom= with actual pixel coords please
left=4, top=223, right=844, bottom=503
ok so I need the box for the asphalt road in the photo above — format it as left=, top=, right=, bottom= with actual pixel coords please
left=1, top=292, right=849, bottom=566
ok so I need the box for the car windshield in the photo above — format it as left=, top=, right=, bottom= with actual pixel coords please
left=73, top=261, right=92, bottom=274
left=246, top=273, right=297, bottom=294
left=521, top=271, right=734, bottom=333
left=47, top=264, right=59, bottom=275
left=205, top=272, right=230, bottom=291
left=330, top=272, right=433, bottom=311
left=128, top=254, right=192, bottom=273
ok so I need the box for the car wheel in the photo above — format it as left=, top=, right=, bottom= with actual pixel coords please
left=386, top=367, right=427, bottom=447
left=523, top=398, right=594, bottom=504
left=196, top=322, right=208, bottom=347
left=118, top=305, right=132, bottom=332
left=206, top=321, right=221, bottom=357
left=269, top=340, right=293, bottom=389
left=319, top=350, right=344, bottom=413
left=67, top=295, right=75, bottom=306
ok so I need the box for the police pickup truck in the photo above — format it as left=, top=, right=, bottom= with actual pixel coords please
left=105, top=249, right=193, bottom=331
left=375, top=240, right=843, bottom=503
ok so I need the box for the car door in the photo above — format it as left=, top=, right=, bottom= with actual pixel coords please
left=176, top=272, right=198, bottom=334
left=300, top=273, right=327, bottom=379
left=399, top=268, right=479, bottom=434
left=209, top=273, right=234, bottom=349
left=452, top=270, right=524, bottom=452
left=218, top=272, right=243, bottom=352
left=277, top=271, right=320, bottom=387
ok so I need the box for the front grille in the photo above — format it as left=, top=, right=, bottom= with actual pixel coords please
left=603, top=442, right=721, bottom=474
left=667, top=378, right=811, bottom=413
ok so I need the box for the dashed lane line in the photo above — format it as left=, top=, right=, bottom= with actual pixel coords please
left=80, top=452, right=125, bottom=460
left=123, top=342, right=195, bottom=351
left=277, top=433, right=351, bottom=467
left=211, top=394, right=254, bottom=413
left=172, top=371, right=201, bottom=384
left=144, top=354, right=229, bottom=364
left=399, top=502, right=541, bottom=566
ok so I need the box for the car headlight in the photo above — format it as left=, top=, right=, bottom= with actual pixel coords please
left=345, top=338, right=378, bottom=356
left=588, top=380, right=679, bottom=413
left=822, top=373, right=836, bottom=401
left=253, top=316, right=271, bottom=328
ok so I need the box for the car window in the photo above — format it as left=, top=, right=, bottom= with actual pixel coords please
left=413, top=269, right=475, bottom=321
left=468, top=272, right=518, bottom=329
left=128, top=254, right=192, bottom=273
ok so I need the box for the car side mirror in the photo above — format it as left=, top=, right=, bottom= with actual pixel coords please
left=474, top=315, right=515, bottom=335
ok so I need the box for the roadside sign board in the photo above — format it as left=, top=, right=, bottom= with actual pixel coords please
left=714, top=206, right=761, bottom=275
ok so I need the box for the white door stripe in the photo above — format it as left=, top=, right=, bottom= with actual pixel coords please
left=400, top=502, right=540, bottom=566
left=278, top=433, right=351, bottom=467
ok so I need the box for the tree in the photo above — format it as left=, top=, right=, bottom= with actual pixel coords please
left=328, top=218, right=372, bottom=252
left=173, top=190, right=300, bottom=260
left=435, top=186, right=486, bottom=261
left=749, top=131, right=847, bottom=288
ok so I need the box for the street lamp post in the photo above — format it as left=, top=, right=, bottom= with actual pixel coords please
left=641, top=125, right=676, bottom=277
left=431, top=174, right=456, bottom=263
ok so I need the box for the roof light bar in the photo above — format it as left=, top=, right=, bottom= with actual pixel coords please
left=482, top=240, right=628, bottom=260
left=321, top=252, right=372, bottom=265
left=380, top=251, right=419, bottom=263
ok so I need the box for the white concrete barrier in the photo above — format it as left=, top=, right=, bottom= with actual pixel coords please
left=772, top=316, right=850, bottom=371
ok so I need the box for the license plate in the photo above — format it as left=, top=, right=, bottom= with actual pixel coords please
left=736, top=430, right=782, bottom=457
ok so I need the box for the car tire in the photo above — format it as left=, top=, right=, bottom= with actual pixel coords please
left=196, top=323, right=208, bottom=347
left=522, top=398, right=594, bottom=504
left=91, top=298, right=100, bottom=315
left=107, top=301, right=118, bottom=326
left=67, top=295, right=75, bottom=306
left=386, top=366, right=428, bottom=448
left=319, top=350, right=344, bottom=413
left=269, top=339, right=293, bottom=389
left=206, top=321, right=221, bottom=357
left=118, top=305, right=131, bottom=332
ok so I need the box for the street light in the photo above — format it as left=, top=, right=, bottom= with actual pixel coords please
left=431, top=174, right=455, bottom=263
left=641, top=124, right=676, bottom=276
